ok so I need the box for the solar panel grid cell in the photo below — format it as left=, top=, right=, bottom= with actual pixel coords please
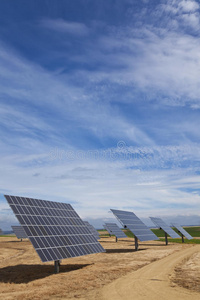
left=5, top=195, right=105, bottom=262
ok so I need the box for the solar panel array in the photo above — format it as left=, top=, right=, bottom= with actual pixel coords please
left=172, top=223, right=193, bottom=240
left=12, top=225, right=28, bottom=239
left=150, top=217, right=180, bottom=239
left=5, top=195, right=105, bottom=262
left=83, top=221, right=100, bottom=240
left=104, top=223, right=127, bottom=239
left=111, top=209, right=159, bottom=241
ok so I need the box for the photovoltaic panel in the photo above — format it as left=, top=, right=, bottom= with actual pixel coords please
left=111, top=209, right=159, bottom=241
left=12, top=225, right=28, bottom=239
left=5, top=195, right=105, bottom=262
left=83, top=221, right=100, bottom=240
left=104, top=223, right=127, bottom=239
left=150, top=217, right=180, bottom=239
left=172, top=223, right=193, bottom=240
left=103, top=225, right=112, bottom=235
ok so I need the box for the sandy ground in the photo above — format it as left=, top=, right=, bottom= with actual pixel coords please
left=0, top=236, right=199, bottom=300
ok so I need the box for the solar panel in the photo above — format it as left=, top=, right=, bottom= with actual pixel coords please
left=150, top=217, right=180, bottom=239
left=103, top=225, right=112, bottom=235
left=83, top=221, right=100, bottom=240
left=111, top=209, right=159, bottom=242
left=172, top=223, right=193, bottom=240
left=12, top=225, right=28, bottom=239
left=5, top=195, right=105, bottom=266
left=104, top=223, right=127, bottom=239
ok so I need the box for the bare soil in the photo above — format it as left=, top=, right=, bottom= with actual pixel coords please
left=0, top=236, right=199, bottom=300
left=172, top=250, right=200, bottom=292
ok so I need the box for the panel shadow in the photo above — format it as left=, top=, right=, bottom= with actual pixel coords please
left=0, top=263, right=91, bottom=284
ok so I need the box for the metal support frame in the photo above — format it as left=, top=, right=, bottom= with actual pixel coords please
left=181, top=233, right=184, bottom=243
left=164, top=231, right=168, bottom=245
left=115, top=236, right=118, bottom=243
left=54, top=260, right=60, bottom=273
left=134, top=236, right=138, bottom=251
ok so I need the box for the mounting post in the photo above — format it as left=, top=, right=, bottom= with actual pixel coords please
left=115, top=236, right=118, bottom=243
left=164, top=232, right=168, bottom=245
left=54, top=260, right=60, bottom=273
left=135, top=236, right=138, bottom=251
left=181, top=233, right=184, bottom=243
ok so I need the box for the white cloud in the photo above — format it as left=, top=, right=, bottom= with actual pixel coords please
left=1, top=143, right=200, bottom=230
left=178, top=0, right=199, bottom=13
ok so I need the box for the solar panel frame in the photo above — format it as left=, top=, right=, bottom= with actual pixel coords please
left=104, top=223, right=127, bottom=239
left=150, top=217, right=180, bottom=239
left=111, top=209, right=159, bottom=242
left=12, top=225, right=28, bottom=239
left=5, top=195, right=105, bottom=263
left=172, top=223, right=193, bottom=240
left=83, top=221, right=100, bottom=240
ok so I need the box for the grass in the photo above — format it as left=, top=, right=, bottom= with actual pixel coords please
left=100, top=226, right=200, bottom=244
left=152, top=226, right=200, bottom=238
left=159, top=238, right=200, bottom=244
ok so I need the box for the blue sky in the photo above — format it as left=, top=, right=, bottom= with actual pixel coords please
left=1, top=0, right=200, bottom=229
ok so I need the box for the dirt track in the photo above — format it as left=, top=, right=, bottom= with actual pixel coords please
left=96, top=245, right=200, bottom=300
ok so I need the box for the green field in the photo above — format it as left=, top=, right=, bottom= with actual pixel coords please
left=159, top=238, right=200, bottom=244
left=152, top=226, right=200, bottom=238
left=100, top=226, right=200, bottom=244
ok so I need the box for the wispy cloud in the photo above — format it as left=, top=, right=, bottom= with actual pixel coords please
left=40, top=19, right=90, bottom=36
left=0, top=41, right=154, bottom=149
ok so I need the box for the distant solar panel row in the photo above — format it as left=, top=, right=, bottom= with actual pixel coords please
left=12, top=225, right=28, bottom=239
left=5, top=195, right=105, bottom=262
left=111, top=209, right=158, bottom=241
left=84, top=221, right=100, bottom=240
left=172, top=223, right=193, bottom=240
left=103, top=225, right=112, bottom=235
left=104, top=223, right=127, bottom=238
left=150, top=217, right=180, bottom=239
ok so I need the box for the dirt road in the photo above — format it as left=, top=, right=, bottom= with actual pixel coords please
left=96, top=245, right=200, bottom=300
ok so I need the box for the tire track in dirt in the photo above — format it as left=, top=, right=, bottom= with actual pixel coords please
left=96, top=245, right=200, bottom=300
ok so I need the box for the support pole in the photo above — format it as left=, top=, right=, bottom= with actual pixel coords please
left=54, top=260, right=60, bottom=273
left=164, top=232, right=168, bottom=245
left=115, top=236, right=118, bottom=243
left=181, top=233, right=184, bottom=243
left=135, top=236, right=138, bottom=251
